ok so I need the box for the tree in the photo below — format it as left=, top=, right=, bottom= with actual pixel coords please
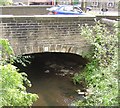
left=0, top=38, right=38, bottom=107
left=0, top=0, right=12, bottom=6
left=81, top=0, right=87, bottom=12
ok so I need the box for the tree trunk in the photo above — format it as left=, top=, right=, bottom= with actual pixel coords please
left=81, top=0, right=87, bottom=12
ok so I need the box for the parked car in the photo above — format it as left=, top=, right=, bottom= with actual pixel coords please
left=13, top=2, right=26, bottom=6
left=86, top=6, right=92, bottom=11
left=46, top=5, right=61, bottom=11
left=47, top=5, right=86, bottom=15
left=74, top=4, right=92, bottom=11
left=46, top=5, right=62, bottom=15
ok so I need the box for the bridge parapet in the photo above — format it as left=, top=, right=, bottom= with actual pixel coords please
left=0, top=15, right=95, bottom=57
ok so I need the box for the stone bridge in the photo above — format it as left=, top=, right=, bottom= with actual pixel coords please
left=0, top=15, right=95, bottom=57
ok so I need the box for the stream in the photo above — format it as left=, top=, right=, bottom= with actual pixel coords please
left=17, top=52, right=88, bottom=106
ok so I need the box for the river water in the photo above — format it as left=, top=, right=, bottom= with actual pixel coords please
left=17, top=52, right=87, bottom=106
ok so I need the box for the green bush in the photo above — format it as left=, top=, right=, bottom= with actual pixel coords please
left=72, top=22, right=119, bottom=106
left=0, top=39, right=38, bottom=107
left=0, top=0, right=12, bottom=6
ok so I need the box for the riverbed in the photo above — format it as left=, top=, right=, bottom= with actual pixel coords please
left=17, top=52, right=87, bottom=106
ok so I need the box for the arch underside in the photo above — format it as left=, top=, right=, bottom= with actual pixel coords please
left=14, top=44, right=91, bottom=57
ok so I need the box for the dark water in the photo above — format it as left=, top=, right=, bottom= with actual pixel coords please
left=17, top=53, right=87, bottom=106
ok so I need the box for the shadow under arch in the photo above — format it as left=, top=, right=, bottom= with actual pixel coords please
left=14, top=52, right=89, bottom=106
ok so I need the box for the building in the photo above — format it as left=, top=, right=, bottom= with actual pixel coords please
left=88, top=0, right=118, bottom=7
left=12, top=0, right=119, bottom=8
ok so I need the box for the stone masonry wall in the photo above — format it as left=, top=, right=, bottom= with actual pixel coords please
left=0, top=16, right=95, bottom=56
left=0, top=6, right=51, bottom=15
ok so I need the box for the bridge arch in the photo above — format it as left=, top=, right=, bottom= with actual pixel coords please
left=16, top=44, right=91, bottom=57
left=1, top=16, right=93, bottom=57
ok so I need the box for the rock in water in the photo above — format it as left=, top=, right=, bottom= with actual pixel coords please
left=44, top=70, right=50, bottom=73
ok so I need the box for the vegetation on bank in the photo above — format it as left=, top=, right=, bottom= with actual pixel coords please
left=0, top=0, right=12, bottom=6
left=72, top=22, right=119, bottom=106
left=0, top=39, right=38, bottom=107
left=0, top=21, right=119, bottom=106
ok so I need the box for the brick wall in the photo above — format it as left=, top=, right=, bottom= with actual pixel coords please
left=1, top=15, right=95, bottom=56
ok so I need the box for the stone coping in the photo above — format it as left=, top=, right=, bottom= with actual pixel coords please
left=0, top=15, right=118, bottom=18
left=0, top=15, right=118, bottom=22
left=0, top=15, right=96, bottom=18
